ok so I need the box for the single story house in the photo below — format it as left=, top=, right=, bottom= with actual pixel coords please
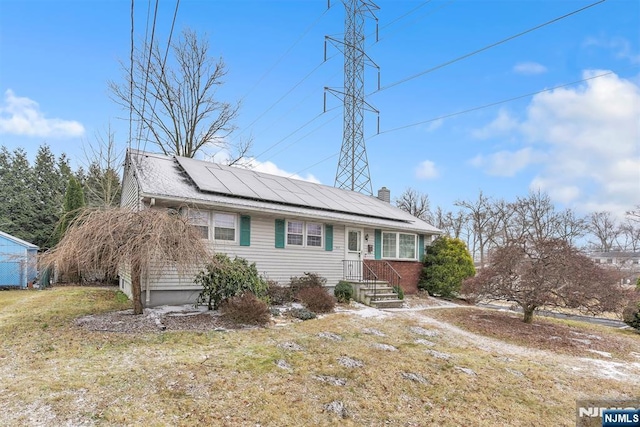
left=119, top=150, right=442, bottom=306
left=0, top=230, right=38, bottom=289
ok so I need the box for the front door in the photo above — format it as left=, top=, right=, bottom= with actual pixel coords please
left=344, top=228, right=363, bottom=280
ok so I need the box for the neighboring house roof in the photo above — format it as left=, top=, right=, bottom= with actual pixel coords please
left=0, top=230, right=38, bottom=249
left=127, top=150, right=442, bottom=235
left=588, top=251, right=640, bottom=258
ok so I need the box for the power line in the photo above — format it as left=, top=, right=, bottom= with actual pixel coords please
left=135, top=0, right=159, bottom=151
left=376, top=0, right=606, bottom=93
left=376, top=0, right=456, bottom=43
left=142, top=0, right=180, bottom=154
left=128, top=0, right=135, bottom=150
left=262, top=110, right=342, bottom=162
left=252, top=106, right=340, bottom=160
left=378, top=70, right=618, bottom=135
left=290, top=69, right=621, bottom=176
left=239, top=4, right=332, bottom=104
left=235, top=56, right=338, bottom=142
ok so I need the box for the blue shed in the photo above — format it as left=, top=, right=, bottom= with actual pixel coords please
left=0, top=231, right=38, bottom=288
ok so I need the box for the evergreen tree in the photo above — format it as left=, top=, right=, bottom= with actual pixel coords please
left=420, top=236, right=476, bottom=299
left=0, top=147, right=11, bottom=232
left=32, top=145, right=63, bottom=248
left=2, top=148, right=37, bottom=243
left=85, top=162, right=122, bottom=207
left=55, top=176, right=85, bottom=242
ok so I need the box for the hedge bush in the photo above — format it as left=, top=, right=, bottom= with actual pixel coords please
left=289, top=307, right=317, bottom=320
left=297, top=286, right=336, bottom=313
left=220, top=292, right=271, bottom=326
left=194, top=253, right=267, bottom=310
left=290, top=272, right=326, bottom=294
left=267, top=280, right=294, bottom=305
left=623, top=300, right=640, bottom=331
left=334, top=281, right=353, bottom=303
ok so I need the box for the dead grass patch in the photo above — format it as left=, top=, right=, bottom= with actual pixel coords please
left=0, top=287, right=637, bottom=427
left=426, top=307, right=640, bottom=361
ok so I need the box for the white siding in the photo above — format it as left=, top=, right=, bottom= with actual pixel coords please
left=120, top=162, right=140, bottom=210
left=143, top=212, right=346, bottom=291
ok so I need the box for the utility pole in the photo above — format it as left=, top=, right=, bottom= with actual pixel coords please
left=325, top=0, right=379, bottom=195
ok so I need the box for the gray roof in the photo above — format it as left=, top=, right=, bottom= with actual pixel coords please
left=128, top=150, right=441, bottom=234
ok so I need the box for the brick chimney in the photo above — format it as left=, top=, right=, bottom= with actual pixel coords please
left=377, top=186, right=390, bottom=203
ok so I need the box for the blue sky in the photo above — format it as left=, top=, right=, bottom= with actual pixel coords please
left=1, top=0, right=638, bottom=217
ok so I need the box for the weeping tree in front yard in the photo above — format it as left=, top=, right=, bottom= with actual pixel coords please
left=462, top=238, right=627, bottom=323
left=42, top=207, right=210, bottom=314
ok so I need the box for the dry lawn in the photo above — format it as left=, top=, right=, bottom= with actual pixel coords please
left=0, top=287, right=638, bottom=427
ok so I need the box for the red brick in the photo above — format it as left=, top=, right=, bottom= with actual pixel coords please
left=364, top=260, right=423, bottom=294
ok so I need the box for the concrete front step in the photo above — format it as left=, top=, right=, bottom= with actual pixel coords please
left=370, top=299, right=404, bottom=309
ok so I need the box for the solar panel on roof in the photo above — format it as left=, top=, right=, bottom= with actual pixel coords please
left=174, top=153, right=418, bottom=221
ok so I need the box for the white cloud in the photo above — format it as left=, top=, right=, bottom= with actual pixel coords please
left=470, top=147, right=543, bottom=177
left=473, top=70, right=640, bottom=216
left=419, top=119, right=443, bottom=132
left=242, top=158, right=321, bottom=183
left=513, top=61, right=548, bottom=75
left=0, top=89, right=84, bottom=137
left=472, top=109, right=518, bottom=139
left=584, top=36, right=640, bottom=64
left=415, top=160, right=439, bottom=180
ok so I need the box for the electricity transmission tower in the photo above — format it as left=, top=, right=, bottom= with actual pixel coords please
left=325, top=0, right=379, bottom=195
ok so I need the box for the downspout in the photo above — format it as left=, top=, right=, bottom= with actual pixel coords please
left=145, top=272, right=151, bottom=305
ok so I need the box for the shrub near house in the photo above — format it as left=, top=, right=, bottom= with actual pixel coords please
left=419, top=236, right=475, bottom=299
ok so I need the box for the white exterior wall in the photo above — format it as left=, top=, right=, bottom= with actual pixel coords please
left=120, top=162, right=140, bottom=210
left=141, top=211, right=346, bottom=293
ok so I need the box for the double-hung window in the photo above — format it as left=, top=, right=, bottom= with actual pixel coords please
left=287, top=221, right=304, bottom=246
left=286, top=220, right=323, bottom=248
left=214, top=213, right=236, bottom=241
left=306, top=223, right=323, bottom=247
left=187, top=210, right=210, bottom=239
left=382, top=231, right=417, bottom=260
left=187, top=210, right=237, bottom=242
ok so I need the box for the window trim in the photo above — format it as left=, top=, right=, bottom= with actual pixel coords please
left=285, top=220, right=324, bottom=249
left=213, top=212, right=237, bottom=242
left=381, top=231, right=418, bottom=260
left=186, top=209, right=239, bottom=243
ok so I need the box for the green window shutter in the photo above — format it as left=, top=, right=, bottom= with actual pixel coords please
left=418, top=234, right=425, bottom=260
left=374, top=229, right=381, bottom=260
left=275, top=219, right=285, bottom=248
left=240, top=215, right=251, bottom=246
left=325, top=225, right=333, bottom=251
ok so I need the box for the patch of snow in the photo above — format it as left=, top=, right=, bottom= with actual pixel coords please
left=414, top=339, right=436, bottom=347
left=275, top=359, right=292, bottom=371
left=313, top=375, right=347, bottom=386
left=361, top=328, right=386, bottom=337
left=337, top=356, right=364, bottom=368
left=409, top=326, right=439, bottom=337
left=318, top=332, right=343, bottom=341
left=371, top=343, right=398, bottom=352
left=569, top=338, right=592, bottom=345
left=425, top=349, right=452, bottom=360
left=323, top=401, right=349, bottom=418
left=586, top=349, right=612, bottom=358
left=455, top=366, right=477, bottom=376
left=277, top=342, right=304, bottom=352
left=401, top=372, right=428, bottom=384
left=351, top=306, right=390, bottom=319
left=505, top=368, right=524, bottom=377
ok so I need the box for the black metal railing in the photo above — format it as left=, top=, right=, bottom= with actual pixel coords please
left=342, top=260, right=403, bottom=299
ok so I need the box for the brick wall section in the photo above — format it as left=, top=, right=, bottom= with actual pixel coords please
left=364, top=260, right=423, bottom=294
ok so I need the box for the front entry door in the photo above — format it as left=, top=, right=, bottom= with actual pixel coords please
left=345, top=228, right=363, bottom=280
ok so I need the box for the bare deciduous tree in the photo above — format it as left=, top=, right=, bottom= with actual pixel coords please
left=42, top=208, right=210, bottom=314
left=82, top=124, right=123, bottom=207
left=455, top=191, right=494, bottom=267
left=395, top=187, right=432, bottom=222
left=110, top=28, right=250, bottom=162
left=588, top=211, right=619, bottom=252
left=462, top=238, right=625, bottom=323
